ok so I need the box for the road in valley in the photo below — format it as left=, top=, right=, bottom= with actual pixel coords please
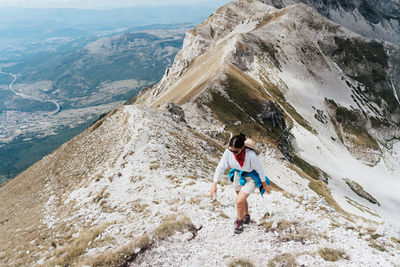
left=0, top=69, right=61, bottom=115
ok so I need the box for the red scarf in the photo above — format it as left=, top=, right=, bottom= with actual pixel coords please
left=234, top=148, right=246, bottom=167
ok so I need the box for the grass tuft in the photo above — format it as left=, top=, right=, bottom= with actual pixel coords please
left=153, top=215, right=197, bottom=240
left=390, top=237, right=400, bottom=245
left=268, top=253, right=298, bottom=267
left=82, top=233, right=152, bottom=267
left=318, top=247, right=349, bottom=261
left=49, top=223, right=110, bottom=266
left=369, top=241, right=386, bottom=252
left=228, top=258, right=255, bottom=267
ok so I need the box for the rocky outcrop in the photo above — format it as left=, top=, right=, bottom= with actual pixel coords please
left=345, top=178, right=380, bottom=206
left=257, top=101, right=286, bottom=131
left=163, top=102, right=187, bottom=123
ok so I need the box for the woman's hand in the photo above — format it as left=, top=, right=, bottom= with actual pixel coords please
left=262, top=181, right=272, bottom=194
left=210, top=182, right=217, bottom=199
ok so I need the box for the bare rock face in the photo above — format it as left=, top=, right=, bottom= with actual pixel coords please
left=345, top=178, right=380, bottom=206
left=257, top=101, right=286, bottom=131
left=163, top=102, right=187, bottom=123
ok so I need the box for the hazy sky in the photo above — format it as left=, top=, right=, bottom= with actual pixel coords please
left=0, top=0, right=231, bottom=9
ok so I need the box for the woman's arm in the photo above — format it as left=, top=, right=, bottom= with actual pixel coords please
left=262, top=181, right=272, bottom=194
left=251, top=151, right=272, bottom=194
left=210, top=150, right=229, bottom=199
left=210, top=182, right=218, bottom=199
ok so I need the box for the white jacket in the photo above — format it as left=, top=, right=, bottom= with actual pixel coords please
left=213, top=148, right=266, bottom=183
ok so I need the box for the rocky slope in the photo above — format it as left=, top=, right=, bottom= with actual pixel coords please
left=1, top=0, right=400, bottom=266
left=260, top=0, right=400, bottom=45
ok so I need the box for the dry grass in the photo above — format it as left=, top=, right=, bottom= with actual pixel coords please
left=130, top=175, right=144, bottom=183
left=131, top=200, right=149, bottom=214
left=150, top=40, right=226, bottom=107
left=82, top=233, right=152, bottom=267
left=219, top=211, right=230, bottom=219
left=228, top=258, right=255, bottom=267
left=268, top=253, right=298, bottom=267
left=149, top=164, right=160, bottom=170
left=391, top=237, right=400, bottom=245
left=0, top=149, right=51, bottom=265
left=264, top=219, right=298, bottom=232
left=279, top=231, right=310, bottom=244
left=369, top=240, right=386, bottom=252
left=318, top=248, right=349, bottom=261
left=82, top=247, right=130, bottom=267
left=185, top=181, right=196, bottom=187
left=134, top=233, right=152, bottom=250
left=345, top=197, right=381, bottom=218
left=153, top=215, right=197, bottom=240
left=47, top=223, right=110, bottom=266
left=188, top=197, right=202, bottom=205
left=166, top=174, right=183, bottom=185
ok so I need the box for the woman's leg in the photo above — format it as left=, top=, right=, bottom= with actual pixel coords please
left=236, top=191, right=250, bottom=220
left=236, top=191, right=249, bottom=216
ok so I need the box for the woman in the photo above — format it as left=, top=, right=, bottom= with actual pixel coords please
left=210, top=134, right=271, bottom=234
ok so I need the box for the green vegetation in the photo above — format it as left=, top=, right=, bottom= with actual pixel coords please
left=370, top=116, right=391, bottom=128
left=318, top=248, right=349, bottom=262
left=1, top=25, right=185, bottom=182
left=206, top=73, right=286, bottom=146
left=292, top=155, right=327, bottom=182
left=8, top=31, right=183, bottom=110
left=334, top=104, right=359, bottom=124
left=333, top=37, right=388, bottom=67
left=330, top=37, right=398, bottom=115
left=257, top=41, right=281, bottom=70
left=326, top=99, right=380, bottom=151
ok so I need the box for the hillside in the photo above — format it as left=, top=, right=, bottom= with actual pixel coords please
left=1, top=0, right=400, bottom=266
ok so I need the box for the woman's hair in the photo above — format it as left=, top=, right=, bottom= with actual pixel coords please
left=229, top=133, right=246, bottom=148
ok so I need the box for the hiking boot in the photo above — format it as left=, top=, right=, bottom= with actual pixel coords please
left=243, top=214, right=251, bottom=224
left=234, top=218, right=243, bottom=234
